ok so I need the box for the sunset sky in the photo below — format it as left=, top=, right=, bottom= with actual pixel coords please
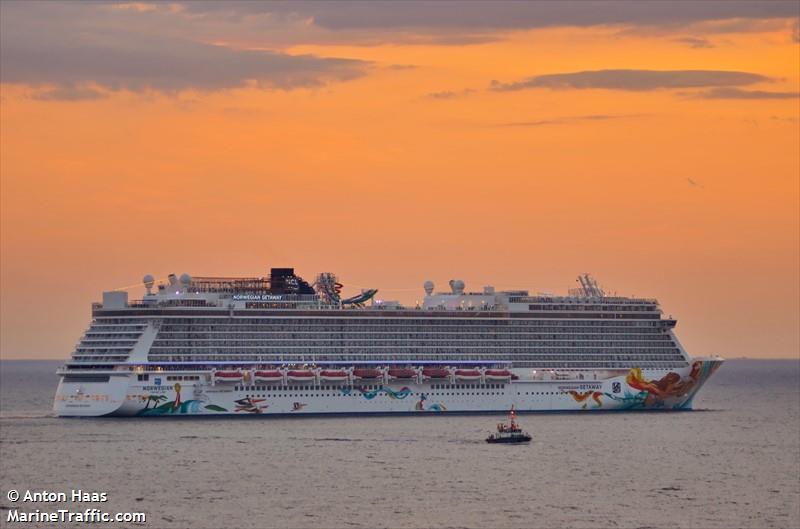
left=1, top=1, right=798, bottom=360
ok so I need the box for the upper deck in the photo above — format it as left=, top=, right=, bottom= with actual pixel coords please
left=95, top=269, right=665, bottom=321
left=67, top=269, right=686, bottom=371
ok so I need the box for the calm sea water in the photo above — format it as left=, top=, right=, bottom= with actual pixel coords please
left=0, top=359, right=798, bottom=529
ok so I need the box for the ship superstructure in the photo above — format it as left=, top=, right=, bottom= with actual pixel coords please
left=54, top=268, right=722, bottom=416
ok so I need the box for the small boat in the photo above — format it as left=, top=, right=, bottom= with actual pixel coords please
left=387, top=367, right=416, bottom=379
left=352, top=368, right=381, bottom=379
left=421, top=367, right=449, bottom=379
left=287, top=370, right=315, bottom=382
left=214, top=371, right=244, bottom=383
left=485, top=369, right=513, bottom=381
left=253, top=370, right=282, bottom=383
left=320, top=369, right=349, bottom=382
left=454, top=369, right=482, bottom=381
left=486, top=407, right=532, bottom=444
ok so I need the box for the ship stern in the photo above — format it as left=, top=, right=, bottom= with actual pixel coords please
left=53, top=372, right=131, bottom=417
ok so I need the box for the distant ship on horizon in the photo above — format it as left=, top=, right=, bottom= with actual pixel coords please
left=54, top=267, right=722, bottom=417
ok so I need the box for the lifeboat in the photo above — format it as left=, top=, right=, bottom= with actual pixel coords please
left=422, top=367, right=449, bottom=379
left=485, top=369, right=513, bottom=381
left=353, top=368, right=381, bottom=379
left=320, top=369, right=348, bottom=382
left=287, top=370, right=315, bottom=382
left=253, top=370, right=282, bottom=383
left=387, top=367, right=417, bottom=379
left=214, top=371, right=243, bottom=383
left=454, top=369, right=482, bottom=381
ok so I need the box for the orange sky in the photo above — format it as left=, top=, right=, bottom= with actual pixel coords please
left=1, top=2, right=798, bottom=359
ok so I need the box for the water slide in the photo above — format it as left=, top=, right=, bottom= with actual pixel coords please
left=341, top=289, right=378, bottom=306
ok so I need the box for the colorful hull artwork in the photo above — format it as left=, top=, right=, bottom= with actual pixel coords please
left=340, top=386, right=413, bottom=400
left=603, top=360, right=723, bottom=410
left=415, top=393, right=447, bottom=412
left=66, top=359, right=722, bottom=417
left=136, top=384, right=229, bottom=416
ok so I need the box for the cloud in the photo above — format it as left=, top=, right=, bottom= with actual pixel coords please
left=0, top=2, right=369, bottom=99
left=490, top=69, right=770, bottom=92
left=427, top=88, right=476, bottom=99
left=30, top=84, right=107, bottom=102
left=674, top=36, right=714, bottom=48
left=1, top=1, right=795, bottom=100
left=2, top=37, right=367, bottom=94
left=497, top=114, right=643, bottom=127
left=181, top=2, right=799, bottom=31
left=692, top=87, right=800, bottom=100
left=131, top=2, right=800, bottom=48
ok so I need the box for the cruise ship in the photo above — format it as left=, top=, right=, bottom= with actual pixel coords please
left=54, top=268, right=722, bottom=417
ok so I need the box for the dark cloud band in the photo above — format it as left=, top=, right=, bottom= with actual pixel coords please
left=184, top=1, right=799, bottom=31
left=0, top=2, right=369, bottom=99
left=491, top=69, right=771, bottom=92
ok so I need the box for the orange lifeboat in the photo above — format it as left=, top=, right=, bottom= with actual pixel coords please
left=387, top=367, right=417, bottom=379
left=214, top=371, right=243, bottom=383
left=454, top=369, right=482, bottom=381
left=253, top=370, right=282, bottom=383
left=287, top=370, right=315, bottom=382
left=353, top=368, right=381, bottom=379
left=485, top=369, right=512, bottom=381
left=320, top=369, right=348, bottom=382
left=422, top=367, right=449, bottom=379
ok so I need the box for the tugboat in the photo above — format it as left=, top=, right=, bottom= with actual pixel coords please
left=486, top=406, right=532, bottom=444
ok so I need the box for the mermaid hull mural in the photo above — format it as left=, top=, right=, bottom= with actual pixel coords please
left=54, top=358, right=723, bottom=417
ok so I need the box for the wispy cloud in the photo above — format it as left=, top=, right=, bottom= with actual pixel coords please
left=674, top=36, right=714, bottom=49
left=490, top=69, right=770, bottom=92
left=497, top=114, right=644, bottom=127
left=30, top=84, right=108, bottom=102
left=692, top=87, right=799, bottom=100
left=427, top=88, right=476, bottom=100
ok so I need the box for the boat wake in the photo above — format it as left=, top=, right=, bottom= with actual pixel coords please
left=0, top=411, right=56, bottom=419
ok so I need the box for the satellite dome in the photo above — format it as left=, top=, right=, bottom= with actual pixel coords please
left=143, top=274, right=155, bottom=294
left=452, top=280, right=465, bottom=294
left=179, top=273, right=192, bottom=286
left=423, top=280, right=434, bottom=295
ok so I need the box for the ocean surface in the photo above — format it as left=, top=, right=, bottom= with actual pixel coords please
left=0, top=359, right=798, bottom=529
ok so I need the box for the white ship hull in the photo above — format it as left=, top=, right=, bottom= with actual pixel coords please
left=54, top=359, right=722, bottom=417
